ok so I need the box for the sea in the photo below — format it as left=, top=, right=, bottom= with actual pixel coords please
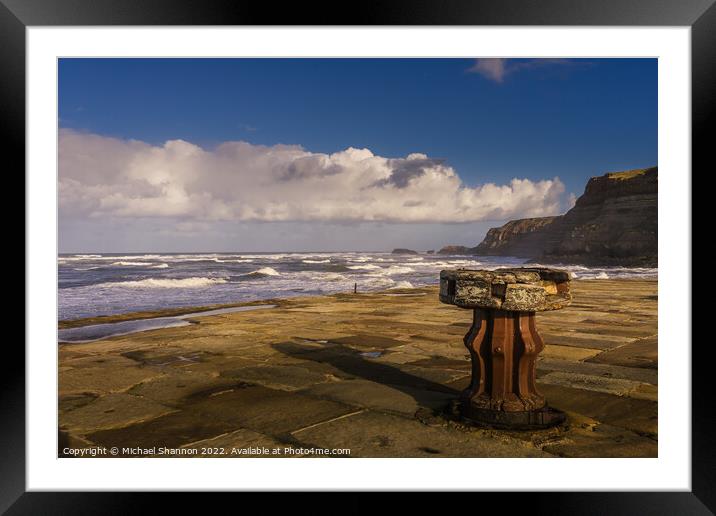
left=58, top=252, right=658, bottom=321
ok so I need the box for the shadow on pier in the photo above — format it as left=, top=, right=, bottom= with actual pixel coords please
left=272, top=340, right=462, bottom=410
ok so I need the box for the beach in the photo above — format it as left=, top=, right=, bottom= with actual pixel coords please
left=58, top=278, right=657, bottom=458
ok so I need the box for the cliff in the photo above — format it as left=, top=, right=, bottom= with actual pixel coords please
left=437, top=245, right=473, bottom=255
left=441, top=167, right=658, bottom=266
left=472, top=216, right=559, bottom=257
left=391, top=248, right=418, bottom=255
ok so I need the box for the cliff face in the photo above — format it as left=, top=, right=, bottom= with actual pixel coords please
left=472, top=216, right=559, bottom=258
left=437, top=245, right=473, bottom=255
left=443, top=167, right=657, bottom=266
left=540, top=167, right=657, bottom=266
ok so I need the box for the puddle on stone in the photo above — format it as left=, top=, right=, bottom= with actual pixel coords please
left=58, top=305, right=276, bottom=343
left=178, top=305, right=276, bottom=319
left=359, top=351, right=383, bottom=358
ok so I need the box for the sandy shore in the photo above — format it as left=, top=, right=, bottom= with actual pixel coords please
left=59, top=279, right=657, bottom=458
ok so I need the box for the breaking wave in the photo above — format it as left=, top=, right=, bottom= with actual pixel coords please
left=99, top=277, right=227, bottom=288
left=244, top=267, right=281, bottom=277
left=347, top=264, right=381, bottom=270
left=390, top=280, right=414, bottom=289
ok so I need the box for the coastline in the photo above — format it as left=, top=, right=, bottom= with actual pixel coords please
left=59, top=279, right=657, bottom=458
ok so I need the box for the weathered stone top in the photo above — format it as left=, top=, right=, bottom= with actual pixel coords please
left=439, top=267, right=571, bottom=311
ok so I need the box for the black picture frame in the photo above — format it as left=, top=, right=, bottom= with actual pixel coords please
left=5, top=0, right=707, bottom=513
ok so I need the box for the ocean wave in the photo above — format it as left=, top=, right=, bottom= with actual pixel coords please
left=112, top=261, right=154, bottom=266
left=151, top=263, right=169, bottom=269
left=314, top=272, right=347, bottom=281
left=231, top=254, right=296, bottom=260
left=60, top=254, right=163, bottom=262
left=389, top=280, right=414, bottom=289
left=350, top=256, right=391, bottom=263
left=73, top=266, right=101, bottom=271
left=303, top=259, right=331, bottom=264
left=98, top=277, right=228, bottom=288
left=444, top=260, right=484, bottom=267
left=291, top=271, right=348, bottom=282
left=347, top=264, right=381, bottom=270
left=375, top=265, right=415, bottom=275
left=362, top=276, right=398, bottom=288
left=571, top=272, right=609, bottom=279
left=527, top=263, right=658, bottom=279
left=244, top=267, right=281, bottom=277
left=213, top=258, right=254, bottom=263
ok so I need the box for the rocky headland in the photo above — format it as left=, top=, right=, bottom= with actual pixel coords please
left=438, top=167, right=657, bottom=267
left=391, top=248, right=419, bottom=255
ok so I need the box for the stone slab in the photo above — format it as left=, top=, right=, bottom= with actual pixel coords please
left=538, top=371, right=655, bottom=400
left=59, top=366, right=164, bottom=395
left=537, top=357, right=658, bottom=385
left=538, top=384, right=657, bottom=437
left=127, top=370, right=238, bottom=405
left=292, top=410, right=551, bottom=457
left=541, top=345, right=602, bottom=362
left=541, top=332, right=633, bottom=350
left=537, top=412, right=657, bottom=458
left=298, top=378, right=455, bottom=417
left=86, top=410, right=239, bottom=451
left=182, top=383, right=358, bottom=436
left=180, top=428, right=298, bottom=457
left=218, top=364, right=337, bottom=391
left=61, top=393, right=175, bottom=434
left=586, top=336, right=658, bottom=369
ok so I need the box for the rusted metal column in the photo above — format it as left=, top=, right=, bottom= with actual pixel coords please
left=440, top=267, right=571, bottom=429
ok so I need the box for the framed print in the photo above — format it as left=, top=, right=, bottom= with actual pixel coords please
left=6, top=0, right=708, bottom=512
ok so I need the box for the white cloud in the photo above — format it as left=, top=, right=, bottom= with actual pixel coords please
left=565, top=192, right=578, bottom=210
left=468, top=59, right=509, bottom=82
left=467, top=58, right=579, bottom=83
left=59, top=129, right=566, bottom=224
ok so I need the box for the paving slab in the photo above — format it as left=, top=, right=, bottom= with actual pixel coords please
left=537, top=412, right=657, bottom=458
left=298, top=378, right=455, bottom=417
left=538, top=371, right=655, bottom=400
left=587, top=336, right=658, bottom=369
left=541, top=345, right=602, bottom=361
left=292, top=410, right=551, bottom=458
left=218, top=364, right=338, bottom=391
left=537, top=357, right=658, bottom=385
left=60, top=393, right=175, bottom=434
left=87, top=410, right=239, bottom=452
left=540, top=332, right=634, bottom=350
left=182, top=383, right=359, bottom=436
left=59, top=365, right=164, bottom=395
left=539, top=384, right=657, bottom=437
left=181, top=428, right=298, bottom=457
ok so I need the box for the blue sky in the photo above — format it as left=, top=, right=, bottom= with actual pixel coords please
left=58, top=58, right=657, bottom=252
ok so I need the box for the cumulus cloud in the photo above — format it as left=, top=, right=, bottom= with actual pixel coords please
left=59, top=129, right=566, bottom=224
left=467, top=58, right=577, bottom=83
left=468, top=59, right=509, bottom=83
left=564, top=192, right=578, bottom=211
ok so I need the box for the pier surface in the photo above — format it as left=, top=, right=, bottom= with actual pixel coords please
left=59, top=279, right=658, bottom=458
